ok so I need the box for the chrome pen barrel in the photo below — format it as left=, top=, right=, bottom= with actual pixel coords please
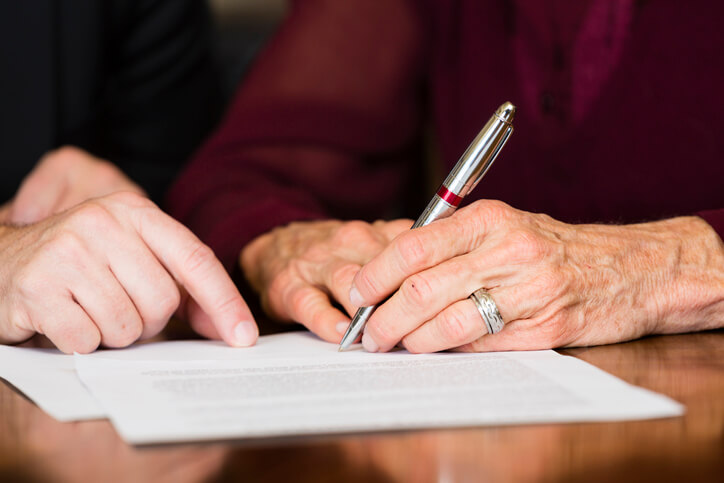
left=412, top=195, right=456, bottom=229
left=442, top=102, right=515, bottom=199
left=339, top=306, right=375, bottom=351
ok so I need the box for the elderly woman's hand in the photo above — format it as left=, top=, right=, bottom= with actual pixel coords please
left=241, top=219, right=412, bottom=342
left=350, top=200, right=724, bottom=353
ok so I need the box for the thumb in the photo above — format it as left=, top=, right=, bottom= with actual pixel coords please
left=10, top=170, right=65, bottom=224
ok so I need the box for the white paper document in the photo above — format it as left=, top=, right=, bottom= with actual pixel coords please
left=74, top=333, right=684, bottom=445
left=0, top=345, right=106, bottom=421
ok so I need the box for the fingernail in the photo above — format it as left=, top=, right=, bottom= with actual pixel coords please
left=349, top=286, right=364, bottom=307
left=233, top=321, right=257, bottom=347
left=362, top=332, right=379, bottom=353
left=336, top=322, right=349, bottom=334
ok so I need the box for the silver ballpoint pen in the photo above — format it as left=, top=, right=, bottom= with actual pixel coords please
left=338, top=102, right=516, bottom=351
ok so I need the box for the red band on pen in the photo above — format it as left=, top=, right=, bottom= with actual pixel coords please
left=436, top=186, right=463, bottom=207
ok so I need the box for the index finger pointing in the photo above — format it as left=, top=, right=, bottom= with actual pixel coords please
left=129, top=203, right=258, bottom=347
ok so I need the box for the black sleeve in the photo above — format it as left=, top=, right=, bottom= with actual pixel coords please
left=96, top=0, right=223, bottom=202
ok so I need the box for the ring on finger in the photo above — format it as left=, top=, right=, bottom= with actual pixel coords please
left=468, top=288, right=505, bottom=334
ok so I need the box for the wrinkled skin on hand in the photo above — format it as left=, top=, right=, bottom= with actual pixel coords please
left=241, top=219, right=412, bottom=342
left=242, top=200, right=724, bottom=353
left=350, top=200, right=724, bottom=353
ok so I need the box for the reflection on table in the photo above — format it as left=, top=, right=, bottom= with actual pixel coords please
left=1, top=330, right=722, bottom=482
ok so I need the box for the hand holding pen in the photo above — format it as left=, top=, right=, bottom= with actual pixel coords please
left=340, top=102, right=516, bottom=350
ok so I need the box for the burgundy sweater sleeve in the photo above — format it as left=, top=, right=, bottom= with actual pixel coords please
left=167, top=0, right=426, bottom=271
left=697, top=209, right=724, bottom=241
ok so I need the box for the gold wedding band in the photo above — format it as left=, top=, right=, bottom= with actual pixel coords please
left=469, top=288, right=505, bottom=334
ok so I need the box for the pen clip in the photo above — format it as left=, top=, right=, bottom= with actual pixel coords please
left=470, top=125, right=513, bottom=191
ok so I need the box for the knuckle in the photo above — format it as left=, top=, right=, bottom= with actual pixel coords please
left=469, top=199, right=512, bottom=221
left=507, top=229, right=547, bottom=263
left=182, top=243, right=217, bottom=274
left=288, top=257, right=312, bottom=281
left=401, top=336, right=425, bottom=354
left=437, top=306, right=470, bottom=344
left=100, top=298, right=143, bottom=347
left=399, top=273, right=434, bottom=308
left=148, top=288, right=181, bottom=324
left=13, top=263, right=47, bottom=298
left=106, top=190, right=155, bottom=209
left=289, top=289, right=314, bottom=317
left=395, top=232, right=427, bottom=271
left=106, top=320, right=144, bottom=349
left=330, top=264, right=359, bottom=292
left=68, top=202, right=116, bottom=232
left=484, top=199, right=513, bottom=217
left=354, top=266, right=384, bottom=299
left=268, top=269, right=293, bottom=299
left=213, top=292, right=244, bottom=317
left=302, top=244, right=329, bottom=263
left=368, top=318, right=397, bottom=346
left=63, top=330, right=102, bottom=355
left=334, top=221, right=371, bottom=245
left=48, top=231, right=87, bottom=261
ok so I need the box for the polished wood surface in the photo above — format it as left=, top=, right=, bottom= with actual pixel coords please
left=1, top=331, right=722, bottom=483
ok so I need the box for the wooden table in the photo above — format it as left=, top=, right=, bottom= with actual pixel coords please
left=1, top=331, right=722, bottom=483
